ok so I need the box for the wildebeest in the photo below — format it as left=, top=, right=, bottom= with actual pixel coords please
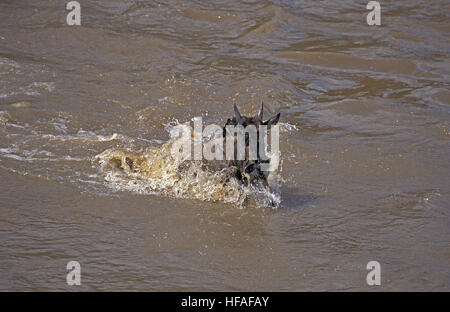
left=222, top=103, right=280, bottom=192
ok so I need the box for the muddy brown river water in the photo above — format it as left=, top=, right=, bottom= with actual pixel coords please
left=0, top=0, right=449, bottom=291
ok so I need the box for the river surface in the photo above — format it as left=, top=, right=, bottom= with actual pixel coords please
left=0, top=0, right=449, bottom=291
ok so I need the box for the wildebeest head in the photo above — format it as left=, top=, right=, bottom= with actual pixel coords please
left=223, top=103, right=280, bottom=131
left=222, top=103, right=280, bottom=190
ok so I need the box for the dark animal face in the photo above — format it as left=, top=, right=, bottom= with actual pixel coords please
left=223, top=103, right=280, bottom=190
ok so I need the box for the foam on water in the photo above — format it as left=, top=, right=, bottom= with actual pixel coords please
left=0, top=111, right=11, bottom=126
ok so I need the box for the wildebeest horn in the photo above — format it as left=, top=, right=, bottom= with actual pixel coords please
left=258, top=102, right=264, bottom=121
left=263, top=112, right=280, bottom=127
left=234, top=103, right=244, bottom=125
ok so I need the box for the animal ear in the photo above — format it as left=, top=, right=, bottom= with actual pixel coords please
left=258, top=102, right=264, bottom=121
left=263, top=112, right=280, bottom=127
left=234, top=103, right=244, bottom=125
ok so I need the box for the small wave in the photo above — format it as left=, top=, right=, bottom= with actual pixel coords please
left=279, top=122, right=300, bottom=133
left=41, top=130, right=124, bottom=143
left=0, top=147, right=85, bottom=163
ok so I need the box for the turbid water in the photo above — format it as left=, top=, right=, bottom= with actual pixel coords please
left=0, top=0, right=449, bottom=291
